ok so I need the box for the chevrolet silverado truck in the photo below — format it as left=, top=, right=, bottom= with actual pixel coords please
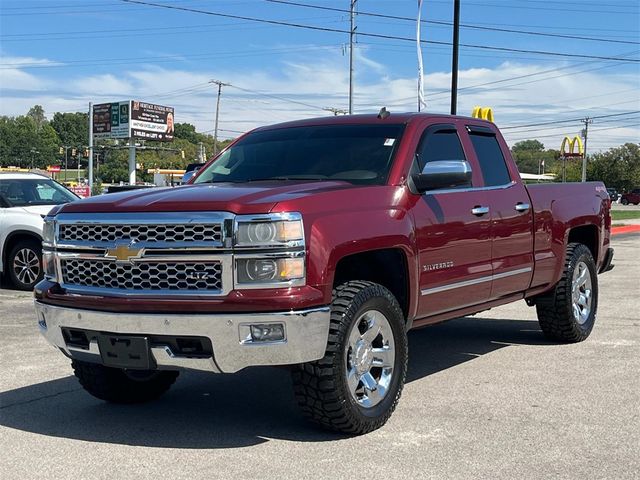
left=35, top=113, right=614, bottom=434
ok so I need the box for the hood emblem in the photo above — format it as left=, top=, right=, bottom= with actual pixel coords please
left=105, top=241, right=144, bottom=263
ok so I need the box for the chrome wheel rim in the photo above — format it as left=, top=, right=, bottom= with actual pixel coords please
left=12, top=248, right=40, bottom=285
left=345, top=309, right=395, bottom=408
left=572, top=261, right=592, bottom=325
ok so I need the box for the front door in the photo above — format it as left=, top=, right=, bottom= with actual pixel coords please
left=412, top=123, right=493, bottom=321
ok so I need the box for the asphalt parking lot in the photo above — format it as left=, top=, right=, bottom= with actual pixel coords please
left=1, top=233, right=638, bottom=480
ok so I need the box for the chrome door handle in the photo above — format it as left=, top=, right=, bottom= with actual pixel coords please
left=515, top=202, right=530, bottom=212
left=471, top=206, right=490, bottom=216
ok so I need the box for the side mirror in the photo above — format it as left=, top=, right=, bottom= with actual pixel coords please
left=411, top=160, right=472, bottom=193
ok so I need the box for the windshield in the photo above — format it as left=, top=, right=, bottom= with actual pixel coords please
left=194, top=124, right=405, bottom=186
left=0, top=178, right=78, bottom=207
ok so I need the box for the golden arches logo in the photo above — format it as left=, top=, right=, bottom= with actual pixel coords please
left=560, top=136, right=584, bottom=156
left=471, top=106, right=494, bottom=122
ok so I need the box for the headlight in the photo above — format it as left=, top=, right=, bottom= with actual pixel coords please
left=235, top=213, right=303, bottom=247
left=236, top=256, right=305, bottom=287
left=42, top=218, right=56, bottom=247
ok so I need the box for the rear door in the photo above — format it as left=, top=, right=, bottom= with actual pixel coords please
left=412, top=123, right=493, bottom=319
left=464, top=125, right=534, bottom=299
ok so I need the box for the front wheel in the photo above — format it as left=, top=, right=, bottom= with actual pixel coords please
left=292, top=281, right=408, bottom=435
left=535, top=243, right=598, bottom=343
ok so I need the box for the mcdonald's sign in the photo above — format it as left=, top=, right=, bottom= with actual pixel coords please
left=471, top=106, right=494, bottom=122
left=560, top=136, right=584, bottom=157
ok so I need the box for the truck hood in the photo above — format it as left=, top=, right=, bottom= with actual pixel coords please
left=57, top=181, right=355, bottom=214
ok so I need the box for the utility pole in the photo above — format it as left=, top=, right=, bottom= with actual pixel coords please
left=349, top=0, right=357, bottom=115
left=450, top=0, right=461, bottom=115
left=581, top=117, right=593, bottom=182
left=323, top=107, right=348, bottom=116
left=210, top=79, right=230, bottom=156
left=88, top=102, right=94, bottom=191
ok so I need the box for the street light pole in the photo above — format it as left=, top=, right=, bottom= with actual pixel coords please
left=210, top=79, right=230, bottom=156
left=450, top=0, right=461, bottom=115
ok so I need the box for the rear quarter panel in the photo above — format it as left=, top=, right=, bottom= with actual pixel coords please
left=526, top=182, right=610, bottom=292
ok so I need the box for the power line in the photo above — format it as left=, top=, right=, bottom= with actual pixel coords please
left=501, top=111, right=640, bottom=130
left=119, top=0, right=640, bottom=63
left=265, top=0, right=640, bottom=45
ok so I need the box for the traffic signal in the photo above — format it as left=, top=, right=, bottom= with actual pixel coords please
left=83, top=149, right=89, bottom=158
left=71, top=148, right=77, bottom=157
left=181, top=150, right=185, bottom=159
left=59, top=147, right=64, bottom=155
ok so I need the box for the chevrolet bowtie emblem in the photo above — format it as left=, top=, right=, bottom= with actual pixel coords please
left=105, top=241, right=144, bottom=263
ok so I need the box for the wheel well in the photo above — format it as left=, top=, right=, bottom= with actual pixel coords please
left=333, top=248, right=409, bottom=318
left=567, top=225, right=598, bottom=260
left=2, top=231, right=42, bottom=272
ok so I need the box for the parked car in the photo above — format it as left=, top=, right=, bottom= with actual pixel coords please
left=621, top=188, right=640, bottom=205
left=0, top=172, right=78, bottom=289
left=35, top=113, right=613, bottom=434
left=606, top=188, right=620, bottom=203
left=181, top=162, right=205, bottom=184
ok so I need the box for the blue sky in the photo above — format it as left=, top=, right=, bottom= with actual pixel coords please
left=1, top=0, right=639, bottom=150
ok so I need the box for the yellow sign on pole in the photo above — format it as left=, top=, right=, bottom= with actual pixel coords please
left=560, top=136, right=584, bottom=156
left=471, top=106, right=494, bottom=122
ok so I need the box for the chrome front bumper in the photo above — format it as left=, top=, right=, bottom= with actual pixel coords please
left=35, top=301, right=330, bottom=373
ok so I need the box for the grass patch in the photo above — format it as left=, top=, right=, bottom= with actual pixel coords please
left=611, top=210, right=640, bottom=221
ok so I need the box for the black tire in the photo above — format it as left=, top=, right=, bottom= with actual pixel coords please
left=6, top=239, right=43, bottom=290
left=621, top=198, right=629, bottom=205
left=72, top=360, right=179, bottom=404
left=292, top=281, right=408, bottom=435
left=535, top=243, right=598, bottom=343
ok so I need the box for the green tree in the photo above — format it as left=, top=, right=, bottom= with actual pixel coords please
left=51, top=112, right=88, bottom=147
left=512, top=139, right=545, bottom=152
left=587, top=143, right=640, bottom=191
left=27, top=105, right=46, bottom=132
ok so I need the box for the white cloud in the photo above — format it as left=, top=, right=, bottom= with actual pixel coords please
left=0, top=48, right=638, bottom=150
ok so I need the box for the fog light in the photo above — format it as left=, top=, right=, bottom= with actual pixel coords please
left=239, top=323, right=286, bottom=343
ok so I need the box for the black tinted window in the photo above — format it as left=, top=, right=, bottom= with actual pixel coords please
left=469, top=133, right=511, bottom=186
left=417, top=129, right=465, bottom=171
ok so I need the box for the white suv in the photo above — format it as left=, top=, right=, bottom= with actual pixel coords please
left=0, top=173, right=79, bottom=290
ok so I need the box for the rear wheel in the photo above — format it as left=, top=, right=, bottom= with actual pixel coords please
left=72, top=360, right=179, bottom=404
left=7, top=239, right=43, bottom=290
left=292, top=281, right=408, bottom=435
left=535, top=243, right=598, bottom=343
left=621, top=198, right=629, bottom=205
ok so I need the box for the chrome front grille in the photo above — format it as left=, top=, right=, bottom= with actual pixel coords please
left=59, top=223, right=222, bottom=244
left=61, top=259, right=223, bottom=292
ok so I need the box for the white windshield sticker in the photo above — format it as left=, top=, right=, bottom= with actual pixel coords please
left=384, top=138, right=396, bottom=146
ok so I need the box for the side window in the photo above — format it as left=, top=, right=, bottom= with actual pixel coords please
left=468, top=131, right=511, bottom=187
left=416, top=128, right=465, bottom=171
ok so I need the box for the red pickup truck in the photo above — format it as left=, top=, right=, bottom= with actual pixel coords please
left=35, top=113, right=614, bottom=434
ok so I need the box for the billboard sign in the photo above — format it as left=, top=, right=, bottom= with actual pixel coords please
left=130, top=101, right=174, bottom=142
left=92, top=101, right=130, bottom=139
left=92, top=100, right=173, bottom=141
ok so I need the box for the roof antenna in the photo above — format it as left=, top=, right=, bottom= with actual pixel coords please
left=377, top=107, right=390, bottom=119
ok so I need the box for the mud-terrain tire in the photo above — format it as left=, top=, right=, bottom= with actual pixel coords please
left=72, top=360, right=179, bottom=403
left=6, top=239, right=43, bottom=290
left=536, top=243, right=598, bottom=343
left=292, top=281, right=408, bottom=435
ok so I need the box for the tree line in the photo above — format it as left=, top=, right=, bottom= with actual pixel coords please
left=1, top=105, right=638, bottom=191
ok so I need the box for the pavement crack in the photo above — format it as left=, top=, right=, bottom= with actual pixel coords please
left=0, top=387, right=82, bottom=410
